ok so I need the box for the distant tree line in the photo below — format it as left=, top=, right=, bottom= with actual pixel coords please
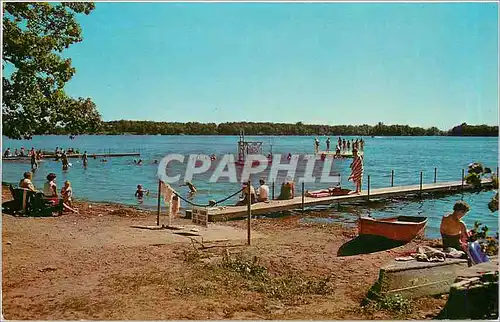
left=83, top=120, right=497, bottom=137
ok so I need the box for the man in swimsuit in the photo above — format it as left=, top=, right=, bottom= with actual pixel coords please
left=440, top=200, right=470, bottom=251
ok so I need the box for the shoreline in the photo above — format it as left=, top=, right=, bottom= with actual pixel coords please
left=1, top=185, right=448, bottom=320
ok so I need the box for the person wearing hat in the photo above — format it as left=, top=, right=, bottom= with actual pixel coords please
left=43, top=173, right=59, bottom=204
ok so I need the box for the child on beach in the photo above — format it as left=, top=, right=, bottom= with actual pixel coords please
left=61, top=181, right=78, bottom=213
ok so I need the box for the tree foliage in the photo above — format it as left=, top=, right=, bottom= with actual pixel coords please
left=98, top=121, right=495, bottom=137
left=2, top=2, right=101, bottom=139
left=448, top=123, right=498, bottom=137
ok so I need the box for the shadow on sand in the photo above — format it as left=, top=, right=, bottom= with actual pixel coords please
left=337, top=235, right=407, bottom=256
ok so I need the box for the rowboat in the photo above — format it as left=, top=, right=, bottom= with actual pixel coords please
left=358, top=215, right=428, bottom=242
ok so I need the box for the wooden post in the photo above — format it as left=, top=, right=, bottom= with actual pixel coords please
left=391, top=170, right=394, bottom=187
left=247, top=180, right=251, bottom=245
left=272, top=182, right=275, bottom=200
left=157, top=180, right=161, bottom=226
left=367, top=175, right=370, bottom=201
left=419, top=171, right=423, bottom=198
left=301, top=181, right=305, bottom=213
left=461, top=169, right=464, bottom=193
left=434, top=167, right=437, bottom=183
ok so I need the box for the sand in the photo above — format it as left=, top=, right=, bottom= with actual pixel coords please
left=2, top=186, right=446, bottom=320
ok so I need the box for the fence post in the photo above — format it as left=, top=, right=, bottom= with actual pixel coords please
left=157, top=180, right=161, bottom=226
left=247, top=180, right=251, bottom=245
left=434, top=167, right=437, bottom=183
left=391, top=169, right=394, bottom=187
left=461, top=169, right=465, bottom=193
left=419, top=171, right=423, bottom=198
left=301, top=181, right=305, bottom=213
left=367, top=175, right=370, bottom=201
left=272, top=182, right=275, bottom=200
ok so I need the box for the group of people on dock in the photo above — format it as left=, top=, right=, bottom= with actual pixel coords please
left=235, top=178, right=298, bottom=206
left=314, top=137, right=365, bottom=154
left=18, top=171, right=78, bottom=214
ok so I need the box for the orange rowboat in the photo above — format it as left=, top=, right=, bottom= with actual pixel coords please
left=358, top=216, right=428, bottom=242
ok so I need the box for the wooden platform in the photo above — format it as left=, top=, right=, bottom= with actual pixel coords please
left=3, top=152, right=140, bottom=160
left=316, top=150, right=364, bottom=158
left=197, top=179, right=494, bottom=221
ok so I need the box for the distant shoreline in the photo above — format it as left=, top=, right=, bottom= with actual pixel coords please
left=28, top=121, right=499, bottom=138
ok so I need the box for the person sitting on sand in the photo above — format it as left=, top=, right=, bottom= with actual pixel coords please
left=19, top=171, right=36, bottom=191
left=257, top=178, right=269, bottom=202
left=236, top=182, right=257, bottom=206
left=440, top=201, right=470, bottom=251
left=43, top=173, right=59, bottom=204
left=277, top=178, right=295, bottom=200
left=135, top=184, right=148, bottom=199
left=61, top=181, right=78, bottom=213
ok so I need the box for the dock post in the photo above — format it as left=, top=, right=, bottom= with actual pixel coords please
left=391, top=170, right=394, bottom=187
left=419, top=171, right=423, bottom=198
left=461, top=169, right=464, bottom=193
left=247, top=180, right=251, bottom=245
left=434, top=167, right=437, bottom=183
left=301, top=181, right=305, bottom=213
left=272, top=182, right=275, bottom=200
left=157, top=180, right=161, bottom=226
left=367, top=175, right=370, bottom=201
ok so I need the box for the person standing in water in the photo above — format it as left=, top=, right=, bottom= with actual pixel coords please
left=82, top=151, right=88, bottom=167
left=30, top=148, right=38, bottom=170
left=314, top=138, right=320, bottom=153
left=348, top=149, right=364, bottom=194
left=61, top=150, right=69, bottom=170
left=326, top=137, right=331, bottom=152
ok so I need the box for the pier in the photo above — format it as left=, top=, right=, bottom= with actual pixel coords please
left=195, top=179, right=494, bottom=222
left=316, top=150, right=364, bottom=158
left=3, top=152, right=140, bottom=161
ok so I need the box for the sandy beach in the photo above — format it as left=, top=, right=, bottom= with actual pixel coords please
left=2, top=186, right=447, bottom=320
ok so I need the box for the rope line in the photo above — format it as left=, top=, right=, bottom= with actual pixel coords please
left=172, top=187, right=244, bottom=208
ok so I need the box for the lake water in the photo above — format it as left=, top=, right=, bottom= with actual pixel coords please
left=2, top=135, right=498, bottom=238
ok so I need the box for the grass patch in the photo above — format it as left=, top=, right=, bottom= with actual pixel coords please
left=361, top=293, right=413, bottom=319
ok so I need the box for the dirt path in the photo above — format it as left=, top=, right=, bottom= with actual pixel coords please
left=2, top=186, right=446, bottom=320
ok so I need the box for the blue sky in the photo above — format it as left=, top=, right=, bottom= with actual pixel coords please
left=63, top=2, right=498, bottom=130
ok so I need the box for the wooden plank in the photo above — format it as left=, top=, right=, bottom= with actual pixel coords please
left=202, top=179, right=494, bottom=221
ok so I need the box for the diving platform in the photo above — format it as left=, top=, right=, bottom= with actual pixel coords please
left=195, top=179, right=494, bottom=222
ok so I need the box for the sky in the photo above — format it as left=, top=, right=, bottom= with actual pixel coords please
left=62, top=2, right=499, bottom=130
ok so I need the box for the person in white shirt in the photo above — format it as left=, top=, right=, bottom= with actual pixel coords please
left=257, top=178, right=270, bottom=202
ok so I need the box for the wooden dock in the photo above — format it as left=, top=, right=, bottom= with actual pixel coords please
left=316, top=150, right=364, bottom=158
left=197, top=179, right=494, bottom=221
left=4, top=152, right=140, bottom=161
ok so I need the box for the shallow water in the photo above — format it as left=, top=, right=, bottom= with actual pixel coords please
left=2, top=135, right=498, bottom=238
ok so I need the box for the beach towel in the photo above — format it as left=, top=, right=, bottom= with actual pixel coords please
left=349, top=156, right=363, bottom=182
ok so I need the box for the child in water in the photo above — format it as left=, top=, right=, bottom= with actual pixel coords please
left=135, top=184, right=149, bottom=199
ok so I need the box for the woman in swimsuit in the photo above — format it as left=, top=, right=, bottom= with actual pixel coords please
left=440, top=201, right=470, bottom=251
